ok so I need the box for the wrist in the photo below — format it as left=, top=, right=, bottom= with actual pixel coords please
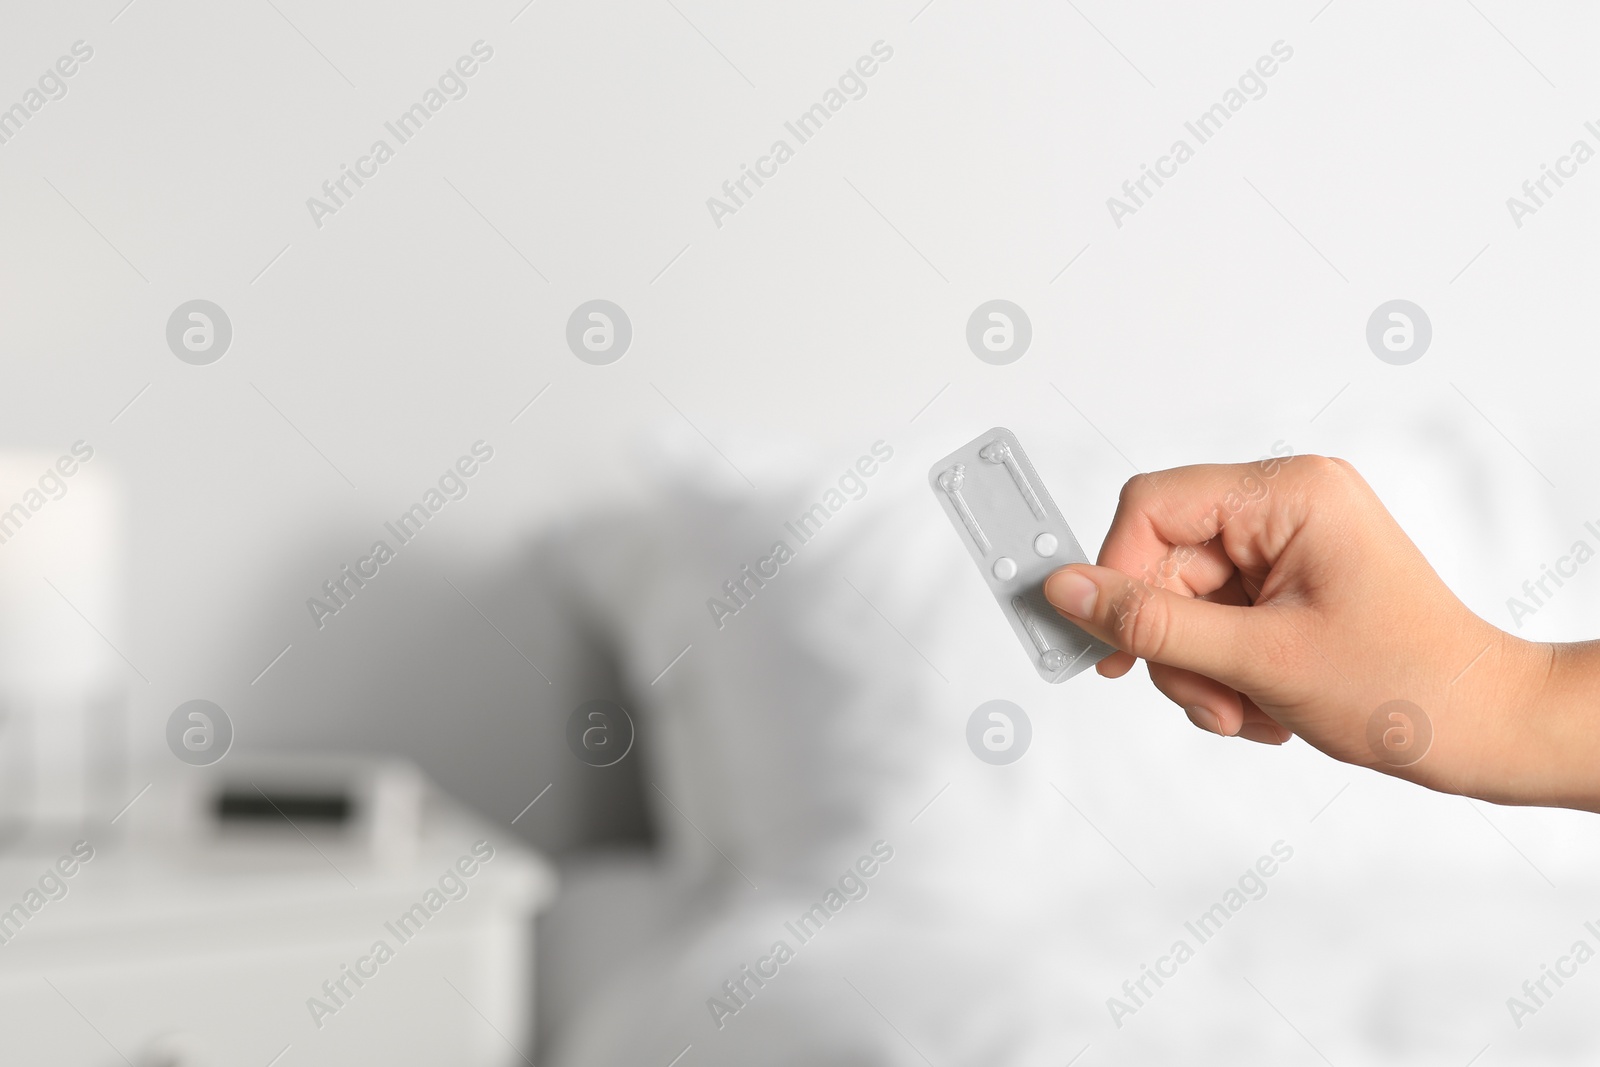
left=1506, top=639, right=1600, bottom=811
left=1449, top=633, right=1598, bottom=810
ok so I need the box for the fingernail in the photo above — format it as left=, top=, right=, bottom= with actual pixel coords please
left=1237, top=722, right=1289, bottom=745
left=1186, top=705, right=1222, bottom=735
left=1045, top=569, right=1097, bottom=618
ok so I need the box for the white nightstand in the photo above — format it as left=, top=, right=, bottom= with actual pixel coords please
left=0, top=758, right=556, bottom=1066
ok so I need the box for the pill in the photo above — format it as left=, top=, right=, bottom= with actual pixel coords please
left=928, top=427, right=1112, bottom=683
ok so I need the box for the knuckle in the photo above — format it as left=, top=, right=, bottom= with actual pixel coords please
left=1108, top=580, right=1171, bottom=661
left=1117, top=473, right=1160, bottom=511
left=1301, top=454, right=1354, bottom=485
left=1280, top=454, right=1362, bottom=507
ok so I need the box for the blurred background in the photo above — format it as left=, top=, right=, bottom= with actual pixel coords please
left=2, top=0, right=1599, bottom=1063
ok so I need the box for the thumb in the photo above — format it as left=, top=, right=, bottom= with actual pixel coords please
left=1044, top=563, right=1270, bottom=691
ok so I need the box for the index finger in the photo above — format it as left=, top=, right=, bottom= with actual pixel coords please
left=1096, top=457, right=1300, bottom=598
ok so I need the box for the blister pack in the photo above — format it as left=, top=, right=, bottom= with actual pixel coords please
left=929, top=427, right=1112, bottom=683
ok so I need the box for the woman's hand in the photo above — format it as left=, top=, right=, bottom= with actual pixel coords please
left=1043, top=456, right=1590, bottom=810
